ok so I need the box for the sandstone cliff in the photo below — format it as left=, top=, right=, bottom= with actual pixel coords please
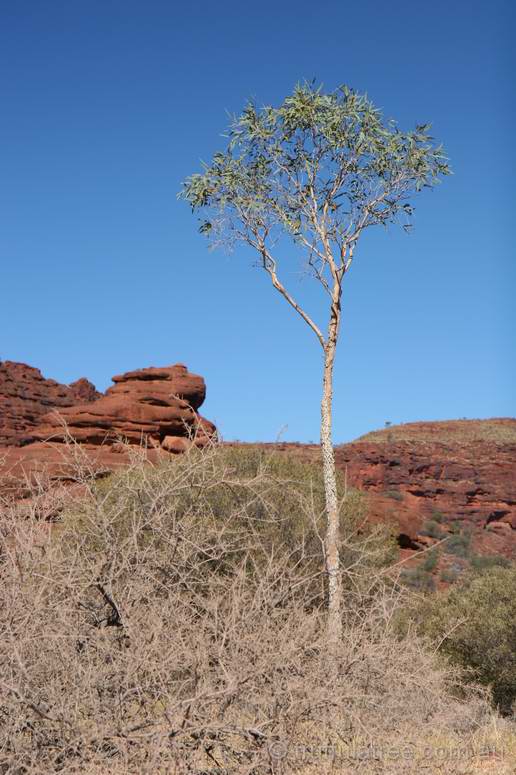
left=335, top=418, right=516, bottom=562
left=0, top=361, right=216, bottom=497
left=0, top=361, right=99, bottom=446
left=25, top=363, right=215, bottom=453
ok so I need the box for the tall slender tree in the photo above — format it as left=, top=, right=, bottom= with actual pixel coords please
left=180, top=82, right=450, bottom=643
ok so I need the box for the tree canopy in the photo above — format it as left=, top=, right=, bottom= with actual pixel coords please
left=180, top=82, right=450, bottom=335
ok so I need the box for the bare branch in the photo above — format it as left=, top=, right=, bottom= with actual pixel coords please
left=256, top=238, right=325, bottom=348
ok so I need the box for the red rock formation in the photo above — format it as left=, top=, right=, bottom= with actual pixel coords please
left=69, top=378, right=101, bottom=403
left=336, top=419, right=516, bottom=538
left=0, top=362, right=216, bottom=501
left=225, top=419, right=516, bottom=564
left=26, top=363, right=215, bottom=452
left=332, top=419, right=516, bottom=581
left=0, top=361, right=98, bottom=446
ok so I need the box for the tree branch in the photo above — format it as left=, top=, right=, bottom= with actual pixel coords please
left=256, top=239, right=325, bottom=349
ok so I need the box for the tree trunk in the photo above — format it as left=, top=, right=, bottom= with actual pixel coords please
left=320, top=314, right=342, bottom=645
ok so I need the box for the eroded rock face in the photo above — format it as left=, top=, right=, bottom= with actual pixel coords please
left=26, top=364, right=215, bottom=452
left=225, top=419, right=516, bottom=566
left=69, top=378, right=101, bottom=403
left=335, top=419, right=516, bottom=539
left=331, top=419, right=516, bottom=566
left=0, top=362, right=217, bottom=500
left=0, top=361, right=98, bottom=446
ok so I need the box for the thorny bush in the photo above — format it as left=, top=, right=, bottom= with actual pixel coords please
left=0, top=445, right=511, bottom=774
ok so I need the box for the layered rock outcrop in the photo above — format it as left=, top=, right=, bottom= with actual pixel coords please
left=332, top=418, right=516, bottom=579
left=228, top=419, right=516, bottom=565
left=0, top=361, right=98, bottom=446
left=0, top=361, right=216, bottom=500
left=69, top=377, right=101, bottom=403
left=336, top=419, right=516, bottom=537
left=25, top=363, right=215, bottom=453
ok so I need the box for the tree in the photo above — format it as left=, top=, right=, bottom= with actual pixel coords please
left=180, top=82, right=450, bottom=644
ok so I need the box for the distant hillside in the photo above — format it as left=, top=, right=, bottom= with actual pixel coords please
left=226, top=419, right=516, bottom=584
left=357, top=417, right=516, bottom=445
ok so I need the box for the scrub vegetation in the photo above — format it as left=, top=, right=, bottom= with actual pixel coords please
left=1, top=443, right=514, bottom=773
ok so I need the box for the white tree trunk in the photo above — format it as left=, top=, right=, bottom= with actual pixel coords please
left=320, top=319, right=342, bottom=645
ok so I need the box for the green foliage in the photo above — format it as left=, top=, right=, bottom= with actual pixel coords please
left=443, top=529, right=472, bottom=558
left=412, top=565, right=516, bottom=713
left=469, top=554, right=511, bottom=572
left=431, top=509, right=445, bottom=523
left=440, top=567, right=461, bottom=584
left=179, top=81, right=450, bottom=286
left=420, top=519, right=446, bottom=540
left=400, top=565, right=435, bottom=592
left=400, top=548, right=440, bottom=592
left=421, top=547, right=440, bottom=573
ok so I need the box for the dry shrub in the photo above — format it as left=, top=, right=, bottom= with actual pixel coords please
left=0, top=444, right=512, bottom=774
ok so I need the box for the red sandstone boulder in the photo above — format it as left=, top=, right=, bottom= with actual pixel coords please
left=108, top=364, right=205, bottom=411
left=69, top=377, right=101, bottom=403
left=0, top=361, right=98, bottom=446
left=0, top=362, right=217, bottom=500
left=26, top=363, right=215, bottom=451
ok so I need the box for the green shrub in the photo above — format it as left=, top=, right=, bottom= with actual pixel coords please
left=469, top=554, right=510, bottom=572
left=443, top=530, right=472, bottom=558
left=421, top=547, right=440, bottom=573
left=78, top=446, right=398, bottom=594
left=440, top=567, right=460, bottom=584
left=414, top=565, right=516, bottom=713
left=400, top=565, right=435, bottom=592
left=399, top=545, right=442, bottom=592
left=420, top=519, right=446, bottom=540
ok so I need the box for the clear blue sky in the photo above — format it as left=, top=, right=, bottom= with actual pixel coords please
left=1, top=0, right=514, bottom=443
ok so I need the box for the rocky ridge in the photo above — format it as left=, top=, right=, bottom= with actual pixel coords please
left=25, top=363, right=215, bottom=453
left=227, top=419, right=516, bottom=567
left=0, top=361, right=99, bottom=446
left=335, top=419, right=516, bottom=562
left=0, top=361, right=216, bottom=496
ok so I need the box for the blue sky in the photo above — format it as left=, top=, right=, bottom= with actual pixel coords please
left=1, top=0, right=514, bottom=443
